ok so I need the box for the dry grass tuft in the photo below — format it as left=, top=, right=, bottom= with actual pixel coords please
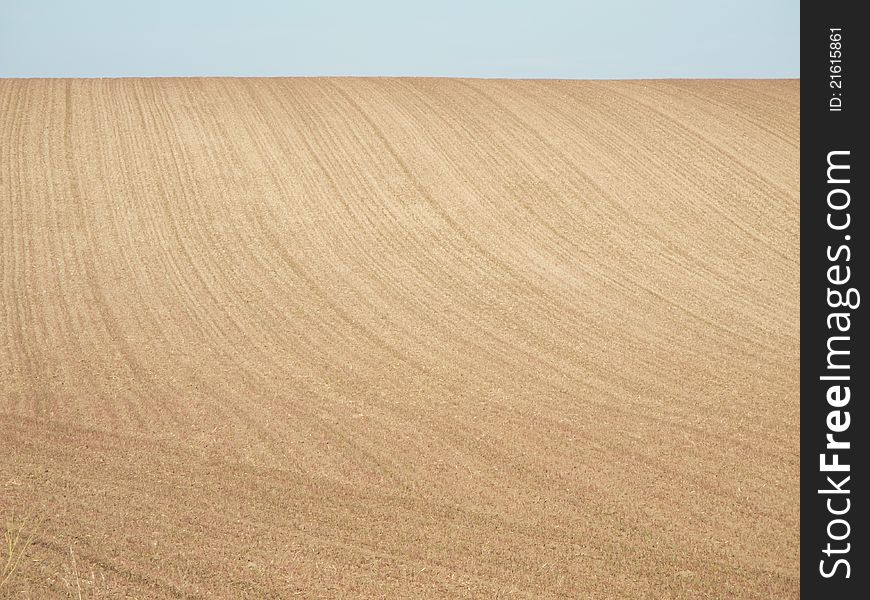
left=1, top=509, right=41, bottom=594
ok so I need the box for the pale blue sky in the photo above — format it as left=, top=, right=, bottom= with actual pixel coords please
left=0, top=0, right=799, bottom=78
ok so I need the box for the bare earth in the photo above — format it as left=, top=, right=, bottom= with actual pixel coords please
left=1, top=78, right=799, bottom=598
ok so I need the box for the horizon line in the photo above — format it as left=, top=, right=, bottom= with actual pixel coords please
left=0, top=75, right=801, bottom=82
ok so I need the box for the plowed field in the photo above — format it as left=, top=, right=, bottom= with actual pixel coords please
left=1, top=78, right=799, bottom=598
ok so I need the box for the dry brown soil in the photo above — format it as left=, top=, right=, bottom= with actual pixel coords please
left=1, top=78, right=799, bottom=598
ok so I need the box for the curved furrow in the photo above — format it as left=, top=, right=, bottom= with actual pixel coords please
left=327, top=78, right=741, bottom=393
left=489, top=79, right=798, bottom=337
left=597, top=82, right=799, bottom=234
left=380, top=78, right=792, bottom=374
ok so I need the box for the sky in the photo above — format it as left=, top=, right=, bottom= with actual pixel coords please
left=0, top=0, right=799, bottom=79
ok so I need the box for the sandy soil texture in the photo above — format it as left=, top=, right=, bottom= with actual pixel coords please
left=1, top=78, right=798, bottom=598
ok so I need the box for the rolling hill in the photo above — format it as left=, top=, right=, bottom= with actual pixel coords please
left=1, top=77, right=799, bottom=598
